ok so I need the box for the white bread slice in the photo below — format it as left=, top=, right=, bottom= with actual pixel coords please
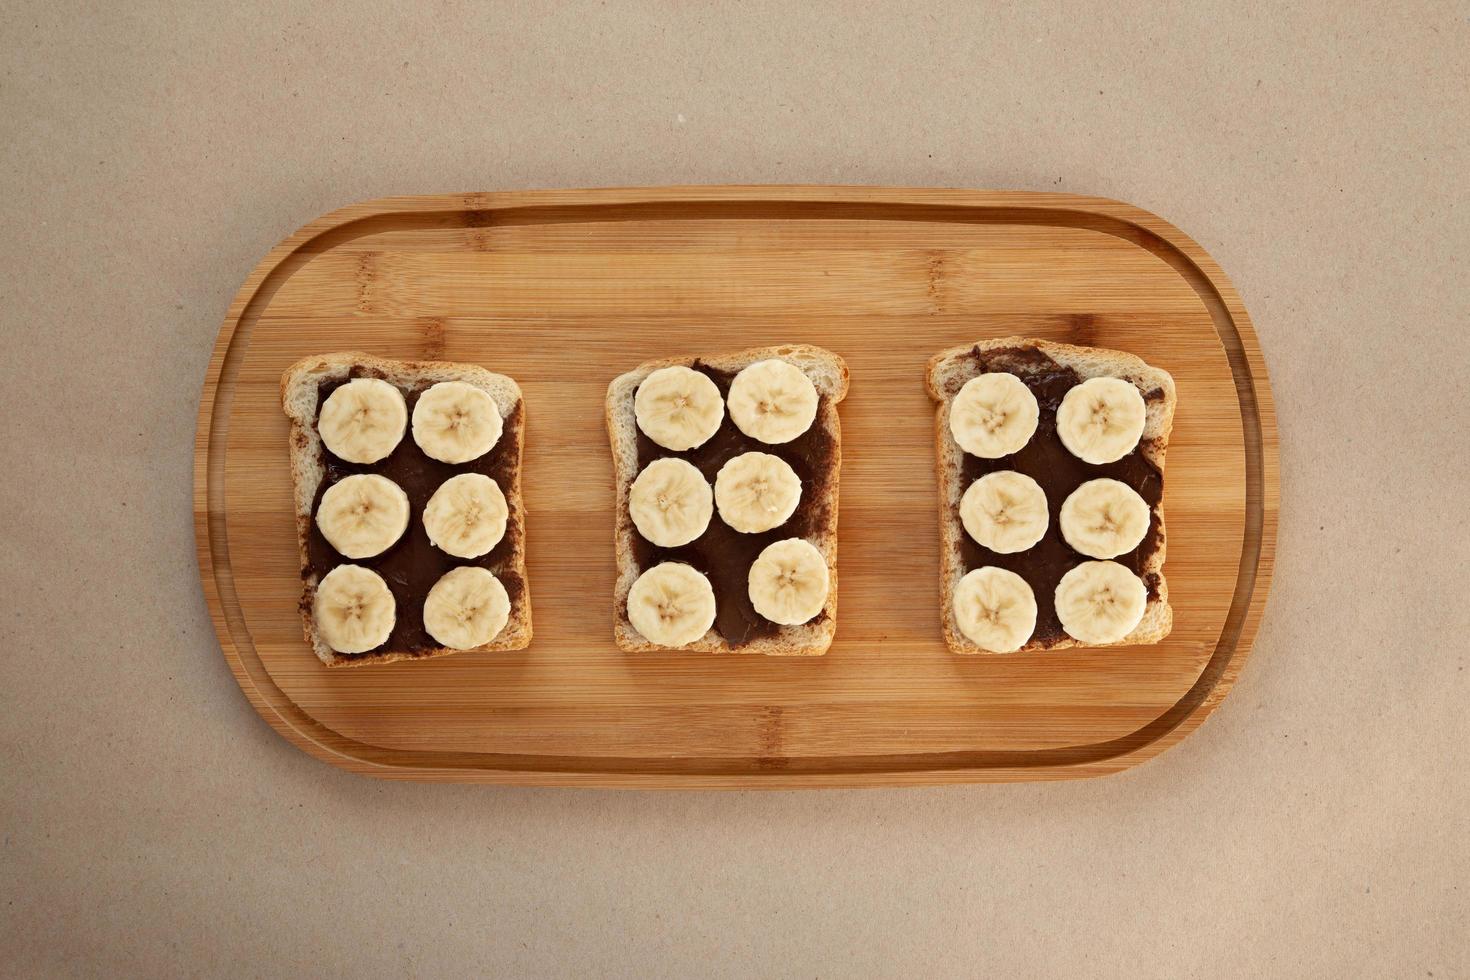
left=281, top=351, right=532, bottom=667
left=927, top=337, right=1175, bottom=653
left=607, top=344, right=849, bottom=655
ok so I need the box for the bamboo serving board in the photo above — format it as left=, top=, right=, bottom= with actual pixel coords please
left=194, top=186, right=1277, bottom=787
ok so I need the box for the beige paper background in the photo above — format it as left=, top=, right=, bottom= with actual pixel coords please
left=2, top=1, right=1466, bottom=976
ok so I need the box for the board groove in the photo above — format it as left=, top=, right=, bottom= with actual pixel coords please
left=194, top=186, right=1277, bottom=787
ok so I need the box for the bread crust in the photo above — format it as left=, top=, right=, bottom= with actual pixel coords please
left=281, top=351, right=532, bottom=667
left=927, top=337, right=1175, bottom=654
left=606, top=344, right=849, bottom=655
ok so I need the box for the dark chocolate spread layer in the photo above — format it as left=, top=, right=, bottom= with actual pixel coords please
left=301, top=369, right=524, bottom=658
left=950, top=346, right=1164, bottom=648
left=629, top=362, right=836, bottom=647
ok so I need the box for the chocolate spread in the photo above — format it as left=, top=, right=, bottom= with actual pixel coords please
left=951, top=347, right=1164, bottom=648
left=301, top=369, right=524, bottom=658
left=629, top=363, right=836, bottom=646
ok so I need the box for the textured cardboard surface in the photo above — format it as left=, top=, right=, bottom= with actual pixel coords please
left=2, top=1, right=1466, bottom=976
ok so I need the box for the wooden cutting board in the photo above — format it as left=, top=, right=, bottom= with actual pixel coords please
left=194, top=186, right=1277, bottom=787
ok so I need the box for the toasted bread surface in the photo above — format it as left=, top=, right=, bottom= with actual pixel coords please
left=927, top=337, right=1175, bottom=653
left=607, top=344, right=848, bottom=655
left=282, top=352, right=531, bottom=667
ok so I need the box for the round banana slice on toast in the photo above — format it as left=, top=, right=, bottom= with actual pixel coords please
left=423, top=566, right=510, bottom=650
left=627, top=562, right=716, bottom=647
left=318, top=378, right=407, bottom=464
left=949, top=373, right=1039, bottom=459
left=952, top=566, right=1037, bottom=653
left=314, top=564, right=395, bottom=653
left=423, top=473, right=509, bottom=559
left=748, top=538, right=828, bottom=625
left=715, top=452, right=802, bottom=533
left=634, top=366, right=724, bottom=451
left=412, top=381, right=503, bottom=464
left=726, top=359, right=819, bottom=444
left=1054, top=560, right=1147, bottom=644
left=630, top=458, right=713, bottom=547
left=316, top=474, right=410, bottom=559
left=1056, top=377, right=1146, bottom=464
left=1059, top=478, right=1150, bottom=559
left=960, top=470, right=1049, bottom=554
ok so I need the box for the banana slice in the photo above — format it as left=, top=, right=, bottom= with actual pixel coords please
left=748, top=538, right=829, bottom=625
left=627, top=562, right=716, bottom=646
left=630, top=458, right=713, bottom=547
left=960, top=470, right=1049, bottom=554
left=1054, top=560, right=1147, bottom=644
left=318, top=378, right=407, bottom=464
left=949, top=373, right=1040, bottom=459
left=411, top=381, right=503, bottom=464
left=422, top=566, right=510, bottom=650
left=423, top=473, right=508, bottom=559
left=1059, top=479, right=1150, bottom=559
left=714, top=452, right=802, bottom=533
left=952, top=566, right=1037, bottom=653
left=314, top=564, right=395, bottom=653
left=316, top=474, right=410, bottom=559
left=634, top=366, right=724, bottom=451
left=1056, top=377, right=1147, bottom=464
left=726, top=359, right=819, bottom=444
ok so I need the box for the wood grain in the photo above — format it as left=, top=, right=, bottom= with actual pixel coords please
left=194, top=187, right=1278, bottom=786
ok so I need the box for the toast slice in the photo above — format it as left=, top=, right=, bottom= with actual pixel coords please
left=281, top=352, right=532, bottom=667
left=607, top=344, right=849, bottom=655
left=927, top=337, right=1175, bottom=653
